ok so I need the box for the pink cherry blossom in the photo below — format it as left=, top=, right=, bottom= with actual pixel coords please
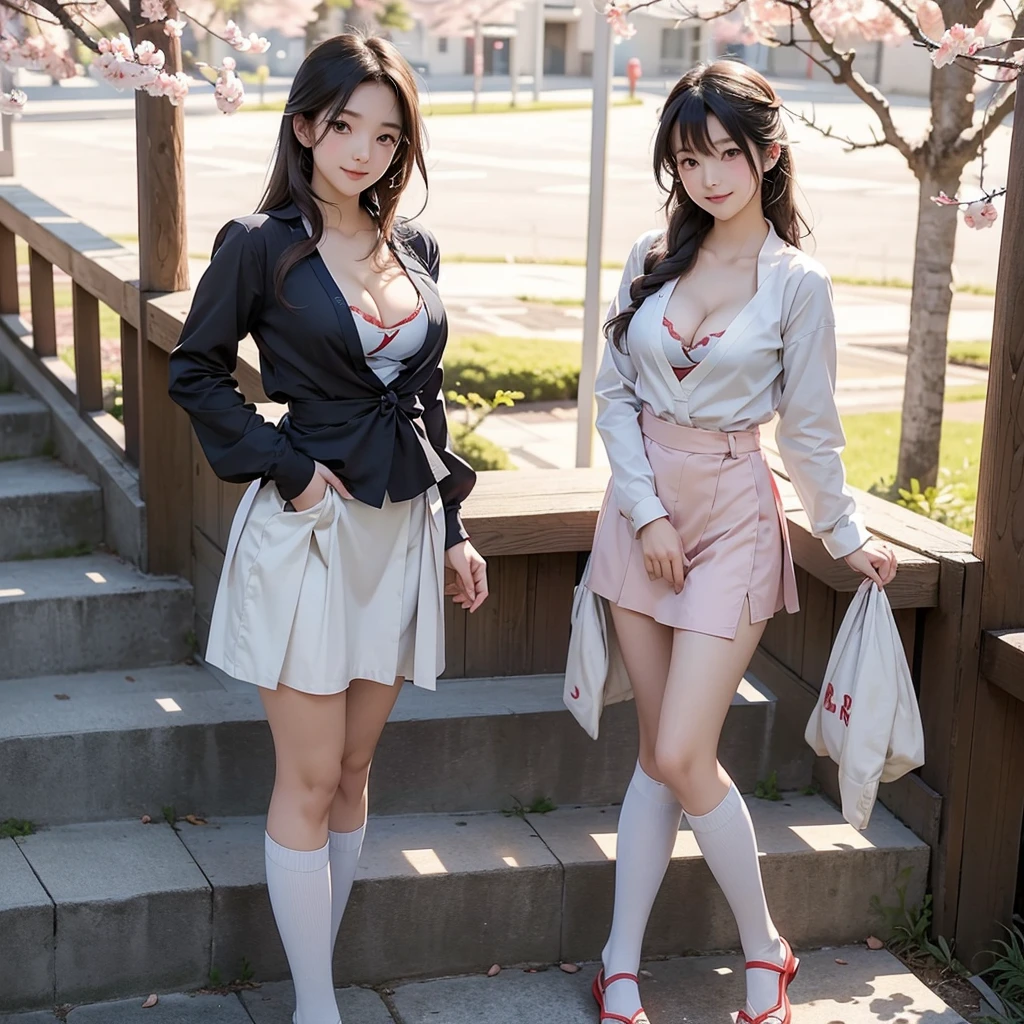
left=141, top=0, right=167, bottom=22
left=164, top=19, right=186, bottom=38
left=605, top=4, right=637, bottom=39
left=146, top=70, right=190, bottom=106
left=222, top=56, right=237, bottom=71
left=932, top=22, right=984, bottom=68
left=915, top=0, right=945, bottom=39
left=214, top=65, right=244, bottom=114
left=963, top=199, right=998, bottom=229
left=98, top=34, right=135, bottom=61
left=930, top=191, right=961, bottom=206
left=0, top=33, right=77, bottom=80
left=134, top=40, right=166, bottom=68
left=0, top=88, right=26, bottom=115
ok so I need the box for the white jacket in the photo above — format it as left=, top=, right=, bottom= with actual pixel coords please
left=594, top=224, right=870, bottom=559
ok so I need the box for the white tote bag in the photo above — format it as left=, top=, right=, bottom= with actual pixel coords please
left=563, top=558, right=632, bottom=740
left=805, top=579, right=925, bottom=829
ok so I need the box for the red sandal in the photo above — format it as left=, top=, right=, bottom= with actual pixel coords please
left=736, top=938, right=800, bottom=1024
left=591, top=969, right=651, bottom=1024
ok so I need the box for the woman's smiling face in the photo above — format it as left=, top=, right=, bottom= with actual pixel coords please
left=670, top=114, right=764, bottom=221
left=294, top=80, right=404, bottom=200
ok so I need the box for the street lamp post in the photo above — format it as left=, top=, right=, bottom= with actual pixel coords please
left=533, top=0, right=545, bottom=102
left=576, top=7, right=614, bottom=468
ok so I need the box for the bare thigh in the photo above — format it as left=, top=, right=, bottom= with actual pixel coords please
left=654, top=600, right=768, bottom=814
left=609, top=602, right=674, bottom=781
left=260, top=682, right=348, bottom=849
left=327, top=677, right=406, bottom=832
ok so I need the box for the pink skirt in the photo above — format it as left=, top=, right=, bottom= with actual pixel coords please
left=588, top=407, right=799, bottom=639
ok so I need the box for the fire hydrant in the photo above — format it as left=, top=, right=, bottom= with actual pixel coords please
left=626, top=57, right=642, bottom=98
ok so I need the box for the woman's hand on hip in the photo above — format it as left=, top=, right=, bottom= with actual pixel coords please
left=638, top=516, right=686, bottom=593
left=843, top=539, right=898, bottom=589
left=444, top=540, right=489, bottom=613
left=290, top=461, right=352, bottom=512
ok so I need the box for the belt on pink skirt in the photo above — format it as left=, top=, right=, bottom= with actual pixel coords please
left=640, top=405, right=760, bottom=458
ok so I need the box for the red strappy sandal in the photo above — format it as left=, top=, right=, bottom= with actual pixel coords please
left=736, top=938, right=800, bottom=1024
left=591, top=969, right=651, bottom=1024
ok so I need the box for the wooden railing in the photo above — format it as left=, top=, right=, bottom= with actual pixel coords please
left=0, top=185, right=142, bottom=464
left=0, top=181, right=1020, bottom=967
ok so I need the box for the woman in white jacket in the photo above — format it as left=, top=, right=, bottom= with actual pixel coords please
left=586, top=60, right=897, bottom=1024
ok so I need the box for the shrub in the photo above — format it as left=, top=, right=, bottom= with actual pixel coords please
left=445, top=336, right=580, bottom=402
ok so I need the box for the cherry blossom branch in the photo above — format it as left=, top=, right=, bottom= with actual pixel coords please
left=783, top=99, right=891, bottom=150
left=103, top=0, right=133, bottom=29
left=951, top=79, right=1018, bottom=162
left=871, top=0, right=929, bottom=44
left=23, top=0, right=104, bottom=49
left=788, top=0, right=917, bottom=163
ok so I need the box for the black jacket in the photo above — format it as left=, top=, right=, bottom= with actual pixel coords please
left=167, top=203, right=476, bottom=549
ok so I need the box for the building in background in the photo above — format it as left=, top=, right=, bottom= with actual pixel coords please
left=390, top=0, right=936, bottom=97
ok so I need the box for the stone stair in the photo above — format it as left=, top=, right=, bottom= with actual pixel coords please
left=0, top=363, right=931, bottom=1016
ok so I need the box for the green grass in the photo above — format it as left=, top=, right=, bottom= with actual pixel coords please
left=842, top=408, right=981, bottom=532
left=243, top=97, right=643, bottom=116
left=0, top=818, right=35, bottom=838
left=831, top=274, right=995, bottom=296
left=944, top=382, right=987, bottom=402
left=515, top=294, right=584, bottom=307
left=446, top=334, right=579, bottom=403
left=20, top=284, right=123, bottom=342
left=947, top=340, right=990, bottom=369
left=446, top=253, right=625, bottom=270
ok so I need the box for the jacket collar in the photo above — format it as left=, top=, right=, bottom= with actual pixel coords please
left=263, top=202, right=302, bottom=221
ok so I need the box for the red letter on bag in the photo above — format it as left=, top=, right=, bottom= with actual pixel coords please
left=840, top=694, right=852, bottom=726
left=823, top=682, right=837, bottom=714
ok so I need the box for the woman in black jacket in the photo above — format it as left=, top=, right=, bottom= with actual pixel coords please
left=168, top=33, right=487, bottom=1024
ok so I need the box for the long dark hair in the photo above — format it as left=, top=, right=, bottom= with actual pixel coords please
left=258, top=32, right=427, bottom=301
left=606, top=59, right=807, bottom=350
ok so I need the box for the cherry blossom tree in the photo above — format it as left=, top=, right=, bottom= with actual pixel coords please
left=0, top=0, right=322, bottom=114
left=605, top=0, right=1020, bottom=492
left=407, top=0, right=522, bottom=109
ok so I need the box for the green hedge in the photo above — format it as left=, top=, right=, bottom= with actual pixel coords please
left=450, top=427, right=514, bottom=472
left=444, top=335, right=580, bottom=403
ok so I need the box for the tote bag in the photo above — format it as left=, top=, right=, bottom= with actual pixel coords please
left=563, top=557, right=632, bottom=740
left=805, top=579, right=925, bottom=829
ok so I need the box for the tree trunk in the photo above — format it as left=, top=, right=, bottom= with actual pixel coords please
left=895, top=24, right=976, bottom=491
left=896, top=172, right=961, bottom=490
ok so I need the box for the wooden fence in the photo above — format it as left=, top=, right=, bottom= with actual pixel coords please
left=0, top=136, right=1020, bottom=964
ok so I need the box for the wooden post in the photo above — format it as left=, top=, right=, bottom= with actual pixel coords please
left=28, top=249, right=56, bottom=357
left=133, top=1, right=193, bottom=577
left=955, top=85, right=1024, bottom=965
left=71, top=282, right=103, bottom=413
left=0, top=223, right=18, bottom=315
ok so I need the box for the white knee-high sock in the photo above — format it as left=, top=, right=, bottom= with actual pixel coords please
left=264, top=833, right=341, bottom=1024
left=328, top=825, right=365, bottom=953
left=685, top=784, right=786, bottom=1019
left=601, top=762, right=683, bottom=1019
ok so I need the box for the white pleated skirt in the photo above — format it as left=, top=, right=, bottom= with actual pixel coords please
left=205, top=478, right=447, bottom=694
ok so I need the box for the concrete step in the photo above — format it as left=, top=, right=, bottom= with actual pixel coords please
left=0, top=458, right=104, bottom=560
left=0, top=945, right=971, bottom=1024
left=0, top=667, right=812, bottom=826
left=0, top=392, right=51, bottom=460
left=0, top=794, right=929, bottom=1011
left=0, top=554, right=193, bottom=680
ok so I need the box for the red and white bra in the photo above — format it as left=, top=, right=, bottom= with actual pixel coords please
left=662, top=315, right=724, bottom=382
left=349, top=299, right=428, bottom=386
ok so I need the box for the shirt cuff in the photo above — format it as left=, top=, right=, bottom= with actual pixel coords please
left=444, top=508, right=470, bottom=550
left=626, top=494, right=670, bottom=538
left=821, top=512, right=872, bottom=559
left=274, top=448, right=317, bottom=502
